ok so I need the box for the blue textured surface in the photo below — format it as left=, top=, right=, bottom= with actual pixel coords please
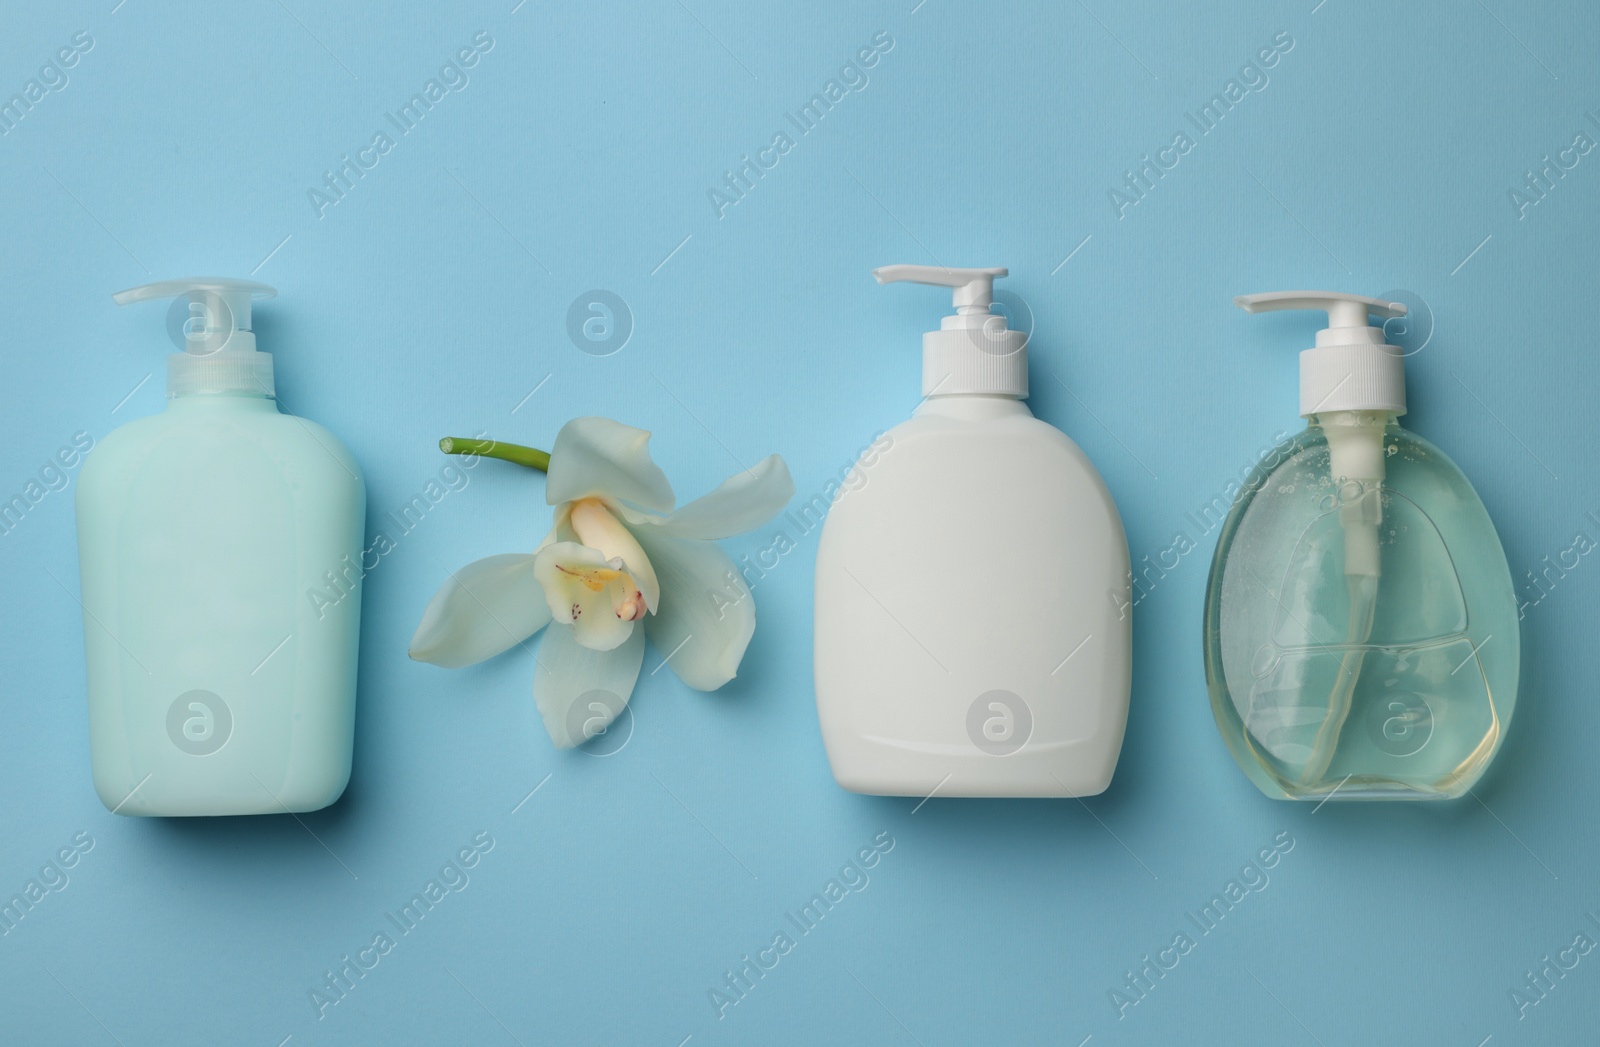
left=2, top=2, right=1597, bottom=1044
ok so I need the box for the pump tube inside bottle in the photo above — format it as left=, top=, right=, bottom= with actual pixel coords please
left=1300, top=409, right=1389, bottom=786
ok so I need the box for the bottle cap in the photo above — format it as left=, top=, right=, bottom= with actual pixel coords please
left=1235, top=290, right=1408, bottom=417
left=113, top=278, right=277, bottom=397
left=874, top=265, right=1027, bottom=397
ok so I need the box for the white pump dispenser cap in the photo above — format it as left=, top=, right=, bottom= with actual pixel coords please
left=874, top=265, right=1028, bottom=398
left=113, top=278, right=278, bottom=398
left=1234, top=291, right=1408, bottom=417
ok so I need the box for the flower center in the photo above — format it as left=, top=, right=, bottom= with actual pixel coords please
left=554, top=562, right=628, bottom=593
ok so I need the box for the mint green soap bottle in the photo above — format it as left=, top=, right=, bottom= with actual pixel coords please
left=76, top=279, right=365, bottom=816
left=1204, top=292, right=1519, bottom=801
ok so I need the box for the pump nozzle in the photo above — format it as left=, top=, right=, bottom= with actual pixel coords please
left=873, top=265, right=1007, bottom=312
left=114, top=278, right=278, bottom=398
left=1235, top=291, right=1404, bottom=333
left=873, top=265, right=1027, bottom=398
left=1235, top=290, right=1408, bottom=419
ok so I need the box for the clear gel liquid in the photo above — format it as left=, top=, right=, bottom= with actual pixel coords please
left=1204, top=419, right=1519, bottom=800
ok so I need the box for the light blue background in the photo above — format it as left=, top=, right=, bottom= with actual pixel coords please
left=2, top=1, right=1597, bottom=1044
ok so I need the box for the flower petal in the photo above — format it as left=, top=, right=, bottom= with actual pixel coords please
left=570, top=497, right=660, bottom=613
left=409, top=554, right=552, bottom=669
left=625, top=454, right=794, bottom=541
left=541, top=502, right=575, bottom=547
left=533, top=622, right=645, bottom=749
left=532, top=541, right=644, bottom=652
left=546, top=417, right=675, bottom=514
left=628, top=526, right=755, bottom=691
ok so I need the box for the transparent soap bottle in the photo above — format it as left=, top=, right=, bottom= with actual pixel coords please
left=1204, top=292, right=1519, bottom=801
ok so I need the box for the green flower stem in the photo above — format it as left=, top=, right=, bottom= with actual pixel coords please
left=438, top=437, right=550, bottom=472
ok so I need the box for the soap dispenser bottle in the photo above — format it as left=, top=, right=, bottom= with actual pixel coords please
left=76, top=279, right=365, bottom=816
left=1205, top=291, right=1519, bottom=801
left=814, top=265, right=1132, bottom=797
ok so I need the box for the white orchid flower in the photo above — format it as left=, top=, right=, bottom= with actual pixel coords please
left=409, top=417, right=793, bottom=749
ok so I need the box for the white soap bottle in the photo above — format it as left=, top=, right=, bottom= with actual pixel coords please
left=814, top=266, right=1132, bottom=797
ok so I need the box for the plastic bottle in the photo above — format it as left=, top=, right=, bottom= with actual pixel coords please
left=1205, top=291, right=1519, bottom=800
left=76, top=279, right=365, bottom=816
left=814, top=265, right=1132, bottom=797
